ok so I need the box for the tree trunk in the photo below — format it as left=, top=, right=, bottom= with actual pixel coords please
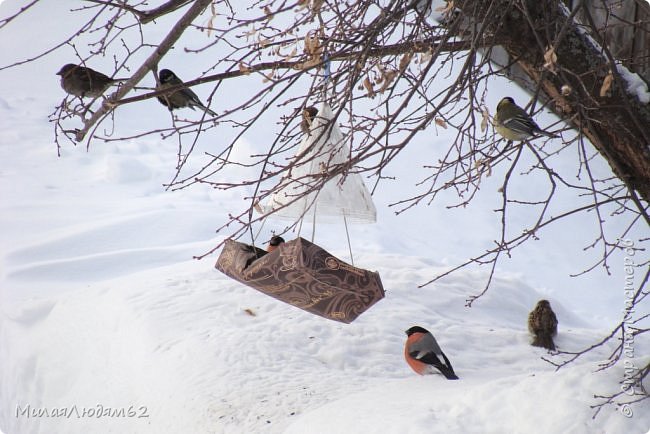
left=457, top=0, right=650, bottom=204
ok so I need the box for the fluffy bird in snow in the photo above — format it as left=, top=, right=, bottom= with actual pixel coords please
left=404, top=326, right=459, bottom=379
left=156, top=69, right=217, bottom=116
left=528, top=300, right=558, bottom=351
left=266, top=235, right=285, bottom=253
left=494, top=97, right=559, bottom=141
left=300, top=106, right=318, bottom=134
left=56, top=64, right=122, bottom=98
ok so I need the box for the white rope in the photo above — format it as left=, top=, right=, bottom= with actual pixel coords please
left=252, top=217, right=267, bottom=248
left=343, top=212, right=354, bottom=266
left=311, top=202, right=317, bottom=242
left=297, top=215, right=304, bottom=238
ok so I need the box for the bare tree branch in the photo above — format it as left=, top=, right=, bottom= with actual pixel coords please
left=74, top=0, right=215, bottom=143
left=84, top=0, right=201, bottom=24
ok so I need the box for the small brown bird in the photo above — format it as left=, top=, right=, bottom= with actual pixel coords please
left=528, top=300, right=558, bottom=351
left=156, top=69, right=217, bottom=116
left=300, top=106, right=318, bottom=134
left=56, top=64, right=122, bottom=98
left=266, top=235, right=285, bottom=253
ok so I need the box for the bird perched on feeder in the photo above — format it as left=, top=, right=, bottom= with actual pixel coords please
left=404, top=326, right=459, bottom=379
left=494, top=97, right=559, bottom=141
left=528, top=299, right=558, bottom=351
left=300, top=106, right=318, bottom=134
left=156, top=69, right=217, bottom=116
left=56, top=64, right=123, bottom=99
left=266, top=235, right=285, bottom=253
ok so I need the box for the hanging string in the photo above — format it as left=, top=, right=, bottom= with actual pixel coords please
left=297, top=216, right=304, bottom=238
left=252, top=217, right=267, bottom=248
left=311, top=202, right=317, bottom=242
left=321, top=52, right=332, bottom=101
left=254, top=54, right=333, bottom=247
left=323, top=53, right=331, bottom=82
left=343, top=212, right=354, bottom=267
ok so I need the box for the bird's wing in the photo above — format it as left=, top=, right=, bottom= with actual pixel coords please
left=410, top=332, right=443, bottom=355
left=183, top=87, right=202, bottom=105
left=409, top=349, right=458, bottom=380
left=74, top=69, right=95, bottom=86
left=504, top=107, right=557, bottom=138
left=408, top=333, right=442, bottom=363
left=409, top=349, right=439, bottom=364
left=501, top=115, right=538, bottom=135
left=545, top=309, right=558, bottom=329
left=184, top=89, right=216, bottom=116
left=80, top=67, right=112, bottom=85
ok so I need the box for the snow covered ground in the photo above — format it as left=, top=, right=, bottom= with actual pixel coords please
left=1, top=1, right=648, bottom=433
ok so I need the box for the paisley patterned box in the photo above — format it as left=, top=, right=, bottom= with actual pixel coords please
left=215, top=237, right=385, bottom=323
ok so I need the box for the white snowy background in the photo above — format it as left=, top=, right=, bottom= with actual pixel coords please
left=1, top=1, right=649, bottom=433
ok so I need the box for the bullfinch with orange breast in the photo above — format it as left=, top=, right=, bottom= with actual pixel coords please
left=404, top=326, right=459, bottom=380
left=266, top=235, right=285, bottom=253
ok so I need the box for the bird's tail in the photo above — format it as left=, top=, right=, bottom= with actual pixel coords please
left=440, top=368, right=459, bottom=380
left=532, top=333, right=556, bottom=351
left=440, top=353, right=459, bottom=380
left=201, top=104, right=217, bottom=117
left=537, top=128, right=559, bottom=139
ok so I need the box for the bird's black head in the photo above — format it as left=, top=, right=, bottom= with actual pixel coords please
left=501, top=96, right=515, bottom=104
left=57, top=64, right=77, bottom=76
left=269, top=235, right=285, bottom=246
left=304, top=106, right=318, bottom=117
left=159, top=69, right=175, bottom=83
left=537, top=299, right=551, bottom=307
left=405, top=326, right=429, bottom=336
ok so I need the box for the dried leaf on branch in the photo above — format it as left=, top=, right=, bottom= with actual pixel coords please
left=600, top=70, right=614, bottom=97
left=481, top=107, right=490, bottom=132
left=399, top=53, right=413, bottom=73
left=363, top=76, right=376, bottom=98
left=239, top=62, right=252, bottom=75
left=543, top=46, right=558, bottom=73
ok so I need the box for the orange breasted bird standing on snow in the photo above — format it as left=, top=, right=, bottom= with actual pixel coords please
left=404, top=326, right=459, bottom=380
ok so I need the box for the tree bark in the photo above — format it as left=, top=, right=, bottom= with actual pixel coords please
left=457, top=0, right=650, bottom=204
